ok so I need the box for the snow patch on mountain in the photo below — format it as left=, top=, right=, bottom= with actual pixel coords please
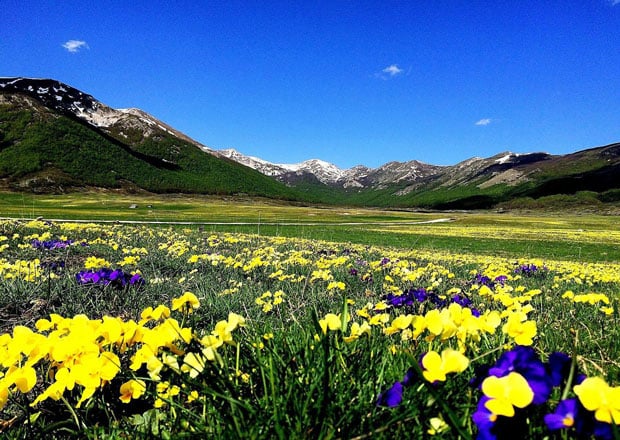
left=218, top=149, right=351, bottom=184
left=218, top=149, right=290, bottom=176
left=495, top=152, right=517, bottom=164
left=0, top=77, right=213, bottom=152
left=217, top=148, right=443, bottom=189
left=285, top=159, right=347, bottom=184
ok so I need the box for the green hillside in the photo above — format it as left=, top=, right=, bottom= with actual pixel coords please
left=0, top=99, right=299, bottom=199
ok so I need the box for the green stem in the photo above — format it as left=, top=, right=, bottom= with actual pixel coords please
left=408, top=360, right=473, bottom=440
left=560, top=331, right=578, bottom=401
left=235, top=341, right=241, bottom=386
left=469, top=344, right=505, bottom=364
left=60, top=395, right=83, bottom=431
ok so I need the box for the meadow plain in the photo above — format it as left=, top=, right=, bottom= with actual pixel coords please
left=1, top=192, right=620, bottom=438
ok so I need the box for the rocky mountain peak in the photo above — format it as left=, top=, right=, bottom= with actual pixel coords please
left=215, top=148, right=445, bottom=189
left=1, top=77, right=101, bottom=119
left=0, top=77, right=212, bottom=151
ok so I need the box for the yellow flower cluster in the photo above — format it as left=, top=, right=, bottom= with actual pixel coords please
left=255, top=290, right=285, bottom=313
left=562, top=291, right=614, bottom=315
left=374, top=221, right=620, bottom=247
left=0, top=295, right=244, bottom=411
left=0, top=258, right=41, bottom=281
left=84, top=256, right=112, bottom=269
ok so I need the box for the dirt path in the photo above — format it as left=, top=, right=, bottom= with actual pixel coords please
left=0, top=217, right=456, bottom=227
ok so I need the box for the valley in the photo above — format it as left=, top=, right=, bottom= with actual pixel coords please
left=2, top=77, right=620, bottom=210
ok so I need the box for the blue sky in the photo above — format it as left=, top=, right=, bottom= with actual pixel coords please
left=2, top=1, right=620, bottom=168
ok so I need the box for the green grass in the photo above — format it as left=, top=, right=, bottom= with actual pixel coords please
left=2, top=192, right=620, bottom=263
left=0, top=192, right=427, bottom=223
left=1, top=218, right=620, bottom=438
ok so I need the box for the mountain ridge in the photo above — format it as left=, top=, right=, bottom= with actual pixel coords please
left=0, top=77, right=214, bottom=152
left=216, top=147, right=558, bottom=192
left=0, top=77, right=299, bottom=199
left=1, top=76, right=619, bottom=209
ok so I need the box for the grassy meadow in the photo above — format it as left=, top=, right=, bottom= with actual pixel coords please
left=1, top=192, right=620, bottom=438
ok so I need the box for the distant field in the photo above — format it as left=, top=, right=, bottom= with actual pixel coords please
left=0, top=191, right=427, bottom=223
left=1, top=191, right=619, bottom=262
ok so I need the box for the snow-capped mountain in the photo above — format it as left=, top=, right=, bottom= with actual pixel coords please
left=0, top=77, right=297, bottom=197
left=0, top=77, right=556, bottom=193
left=217, top=150, right=351, bottom=185
left=216, top=148, right=291, bottom=177
left=215, top=146, right=573, bottom=196
left=0, top=77, right=212, bottom=152
left=216, top=148, right=444, bottom=189
left=218, top=149, right=348, bottom=185
left=279, top=159, right=347, bottom=184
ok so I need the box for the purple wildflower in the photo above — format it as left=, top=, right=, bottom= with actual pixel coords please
left=472, top=396, right=497, bottom=440
left=412, top=288, right=428, bottom=302
left=76, top=268, right=145, bottom=289
left=376, top=381, right=403, bottom=408
left=430, top=294, right=448, bottom=308
left=384, top=292, right=415, bottom=308
left=451, top=293, right=473, bottom=308
left=547, top=352, right=572, bottom=387
left=514, top=263, right=548, bottom=276
left=129, top=273, right=145, bottom=286
left=377, top=368, right=416, bottom=408
left=494, top=275, right=507, bottom=286
left=472, top=396, right=530, bottom=440
left=473, top=273, right=507, bottom=288
left=475, top=273, right=492, bottom=286
left=32, top=239, right=74, bottom=250
left=544, top=398, right=578, bottom=431
left=544, top=398, right=613, bottom=439
left=487, top=346, right=551, bottom=404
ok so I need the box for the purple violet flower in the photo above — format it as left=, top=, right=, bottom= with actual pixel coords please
left=32, top=238, right=74, bottom=250
left=544, top=398, right=577, bottom=431
left=494, top=275, right=507, bottom=286
left=376, top=381, right=403, bottom=408
left=487, top=346, right=552, bottom=404
left=547, top=352, right=572, bottom=387
left=412, top=288, right=428, bottom=302
left=472, top=396, right=498, bottom=440
left=76, top=268, right=145, bottom=289
left=377, top=368, right=416, bottom=408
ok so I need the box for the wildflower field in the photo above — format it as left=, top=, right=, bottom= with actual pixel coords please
left=1, top=212, right=620, bottom=439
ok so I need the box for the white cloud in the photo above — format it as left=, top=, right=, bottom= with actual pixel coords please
left=375, top=64, right=405, bottom=79
left=382, top=64, right=403, bottom=76
left=475, top=118, right=492, bottom=126
left=62, top=40, right=89, bottom=53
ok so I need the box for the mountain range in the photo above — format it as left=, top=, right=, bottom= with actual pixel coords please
left=0, top=77, right=297, bottom=199
left=1, top=77, right=619, bottom=209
